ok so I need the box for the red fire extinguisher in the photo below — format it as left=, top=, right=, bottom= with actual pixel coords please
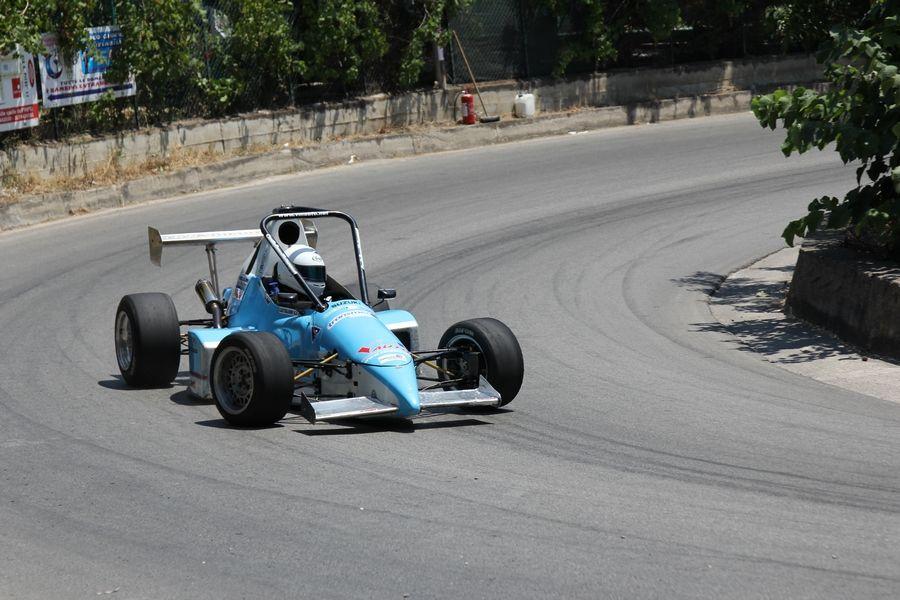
left=461, top=91, right=476, bottom=125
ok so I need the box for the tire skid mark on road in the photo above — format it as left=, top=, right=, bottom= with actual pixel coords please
left=2, top=115, right=898, bottom=598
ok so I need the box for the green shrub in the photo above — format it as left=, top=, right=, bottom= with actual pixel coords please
left=108, top=0, right=207, bottom=122
left=0, top=0, right=97, bottom=61
left=753, top=1, right=900, bottom=252
left=293, top=0, right=387, bottom=87
left=213, top=0, right=304, bottom=111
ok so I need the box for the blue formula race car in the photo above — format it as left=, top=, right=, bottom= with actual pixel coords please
left=114, top=207, right=524, bottom=426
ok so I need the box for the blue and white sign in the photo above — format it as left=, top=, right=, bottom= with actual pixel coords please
left=39, top=26, right=136, bottom=108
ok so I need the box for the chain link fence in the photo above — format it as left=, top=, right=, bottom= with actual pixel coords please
left=448, top=0, right=526, bottom=82
left=447, top=0, right=575, bottom=83
left=448, top=0, right=781, bottom=84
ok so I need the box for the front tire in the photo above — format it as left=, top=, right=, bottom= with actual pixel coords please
left=211, top=332, right=293, bottom=427
left=115, top=293, right=181, bottom=387
left=439, top=318, right=524, bottom=406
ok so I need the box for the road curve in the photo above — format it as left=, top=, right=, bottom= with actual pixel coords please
left=1, top=113, right=897, bottom=599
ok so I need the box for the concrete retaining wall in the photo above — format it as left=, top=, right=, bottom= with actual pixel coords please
left=0, top=91, right=759, bottom=230
left=0, top=54, right=821, bottom=182
left=787, top=231, right=900, bottom=359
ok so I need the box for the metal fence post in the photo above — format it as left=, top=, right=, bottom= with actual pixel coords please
left=434, top=42, right=447, bottom=90
left=519, top=0, right=530, bottom=80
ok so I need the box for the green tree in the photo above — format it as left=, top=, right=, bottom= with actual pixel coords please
left=765, top=0, right=872, bottom=52
left=293, top=0, right=387, bottom=86
left=752, top=1, right=900, bottom=252
left=396, top=0, right=472, bottom=88
left=678, top=0, right=746, bottom=59
left=0, top=0, right=45, bottom=56
left=640, top=0, right=681, bottom=42
left=537, top=0, right=681, bottom=76
left=216, top=0, right=304, bottom=110
left=107, top=0, right=206, bottom=122
left=0, top=0, right=96, bottom=61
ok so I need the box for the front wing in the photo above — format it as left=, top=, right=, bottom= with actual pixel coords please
left=297, top=376, right=501, bottom=423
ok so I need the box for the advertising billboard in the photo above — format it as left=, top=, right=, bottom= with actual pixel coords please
left=0, top=49, right=40, bottom=133
left=40, top=26, right=136, bottom=108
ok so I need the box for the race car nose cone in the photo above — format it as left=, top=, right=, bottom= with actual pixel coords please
left=367, top=361, right=420, bottom=417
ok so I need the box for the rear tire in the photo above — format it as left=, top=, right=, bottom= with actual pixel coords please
left=211, top=332, right=293, bottom=427
left=438, top=318, right=524, bottom=406
left=115, top=293, right=181, bottom=387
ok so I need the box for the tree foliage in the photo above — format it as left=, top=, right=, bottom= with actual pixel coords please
left=213, top=0, right=304, bottom=110
left=396, top=1, right=472, bottom=88
left=0, top=0, right=882, bottom=138
left=0, top=0, right=97, bottom=61
left=292, top=0, right=386, bottom=86
left=765, top=1, right=871, bottom=52
left=537, top=0, right=682, bottom=76
left=752, top=1, right=900, bottom=251
left=107, top=0, right=206, bottom=120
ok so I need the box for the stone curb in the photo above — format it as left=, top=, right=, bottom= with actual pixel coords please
left=708, top=247, right=900, bottom=405
left=0, top=90, right=754, bottom=232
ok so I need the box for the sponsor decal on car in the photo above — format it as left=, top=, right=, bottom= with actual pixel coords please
left=330, top=299, right=362, bottom=307
left=327, top=310, right=374, bottom=329
left=234, top=274, right=248, bottom=301
left=355, top=342, right=411, bottom=364
left=376, top=352, right=409, bottom=364
left=357, top=343, right=404, bottom=354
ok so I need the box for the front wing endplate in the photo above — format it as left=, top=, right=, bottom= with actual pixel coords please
left=418, top=376, right=501, bottom=411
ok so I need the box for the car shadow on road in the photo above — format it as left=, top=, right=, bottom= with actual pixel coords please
left=170, top=389, right=212, bottom=406
left=97, top=377, right=132, bottom=390
left=97, top=375, right=189, bottom=392
left=98, top=374, right=188, bottom=391
left=194, top=419, right=284, bottom=430
left=293, top=416, right=493, bottom=436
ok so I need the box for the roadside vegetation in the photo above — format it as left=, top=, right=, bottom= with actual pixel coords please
left=0, top=1, right=870, bottom=138
left=753, top=1, right=900, bottom=254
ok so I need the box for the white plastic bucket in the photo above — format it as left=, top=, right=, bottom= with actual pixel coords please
left=514, top=93, right=535, bottom=118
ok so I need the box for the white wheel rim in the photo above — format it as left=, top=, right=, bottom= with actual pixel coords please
left=115, top=311, right=134, bottom=371
left=213, top=347, right=255, bottom=414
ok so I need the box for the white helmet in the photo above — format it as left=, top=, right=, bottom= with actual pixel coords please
left=277, top=244, right=326, bottom=299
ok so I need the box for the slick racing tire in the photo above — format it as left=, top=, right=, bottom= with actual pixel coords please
left=345, top=282, right=390, bottom=312
left=115, top=293, right=181, bottom=388
left=211, top=332, right=293, bottom=427
left=438, top=318, right=524, bottom=406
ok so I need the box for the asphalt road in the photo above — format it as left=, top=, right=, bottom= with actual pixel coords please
left=1, top=113, right=898, bottom=599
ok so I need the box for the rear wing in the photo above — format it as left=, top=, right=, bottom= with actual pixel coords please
left=148, top=219, right=318, bottom=297
left=148, top=227, right=261, bottom=266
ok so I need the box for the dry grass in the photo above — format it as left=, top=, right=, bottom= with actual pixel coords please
left=0, top=108, right=586, bottom=206
left=0, top=142, right=276, bottom=204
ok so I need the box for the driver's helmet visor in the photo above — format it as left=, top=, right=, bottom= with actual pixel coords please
left=298, top=265, right=325, bottom=285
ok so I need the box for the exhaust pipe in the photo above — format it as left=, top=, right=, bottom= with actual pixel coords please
left=195, top=279, right=224, bottom=328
